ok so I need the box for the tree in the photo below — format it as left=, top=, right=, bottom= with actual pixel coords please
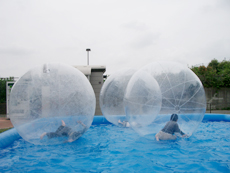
left=218, top=60, right=230, bottom=87
left=207, top=59, right=219, bottom=72
left=190, top=59, right=230, bottom=88
left=0, top=77, right=14, bottom=103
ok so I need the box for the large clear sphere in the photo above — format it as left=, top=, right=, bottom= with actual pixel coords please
left=124, top=70, right=162, bottom=129
left=125, top=61, right=206, bottom=140
left=9, top=63, right=96, bottom=145
left=99, top=69, right=136, bottom=127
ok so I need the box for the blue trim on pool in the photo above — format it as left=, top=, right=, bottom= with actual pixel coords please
left=0, top=114, right=229, bottom=149
left=91, top=116, right=111, bottom=125
left=203, top=113, right=230, bottom=122
left=0, top=128, right=20, bottom=149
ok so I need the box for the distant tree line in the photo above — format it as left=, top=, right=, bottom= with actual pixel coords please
left=190, top=59, right=230, bottom=88
left=0, top=77, right=14, bottom=103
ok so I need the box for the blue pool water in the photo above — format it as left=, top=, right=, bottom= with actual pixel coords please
left=0, top=120, right=230, bottom=172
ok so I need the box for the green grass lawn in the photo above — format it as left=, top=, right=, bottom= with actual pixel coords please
left=0, top=128, right=12, bottom=133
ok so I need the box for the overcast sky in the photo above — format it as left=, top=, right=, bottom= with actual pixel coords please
left=0, top=0, right=230, bottom=77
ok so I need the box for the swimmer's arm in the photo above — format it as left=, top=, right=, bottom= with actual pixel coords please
left=182, top=134, right=188, bottom=138
left=118, top=120, right=123, bottom=125
left=180, top=130, right=188, bottom=137
left=174, top=123, right=187, bottom=136
left=179, top=130, right=189, bottom=137
left=77, top=121, right=88, bottom=134
left=118, top=120, right=130, bottom=127
left=77, top=121, right=86, bottom=127
left=64, top=133, right=82, bottom=143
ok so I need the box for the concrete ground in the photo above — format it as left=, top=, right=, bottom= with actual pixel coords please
left=0, top=110, right=230, bottom=130
left=0, top=115, right=13, bottom=130
left=205, top=110, right=230, bottom=114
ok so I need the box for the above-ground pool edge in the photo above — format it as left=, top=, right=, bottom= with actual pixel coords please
left=0, top=128, right=21, bottom=149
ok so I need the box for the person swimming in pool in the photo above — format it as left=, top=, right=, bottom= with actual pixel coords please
left=155, top=114, right=187, bottom=141
left=40, top=120, right=87, bottom=143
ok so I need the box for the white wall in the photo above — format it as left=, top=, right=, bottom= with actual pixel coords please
left=90, top=72, right=104, bottom=115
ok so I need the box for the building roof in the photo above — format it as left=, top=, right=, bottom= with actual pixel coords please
left=73, top=65, right=106, bottom=75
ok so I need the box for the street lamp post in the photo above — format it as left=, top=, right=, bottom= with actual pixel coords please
left=86, top=48, right=91, bottom=65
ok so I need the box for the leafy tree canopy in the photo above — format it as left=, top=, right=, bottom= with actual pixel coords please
left=190, top=59, right=230, bottom=88
left=0, top=77, right=14, bottom=103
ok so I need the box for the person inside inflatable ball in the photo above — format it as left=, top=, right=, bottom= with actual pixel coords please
left=155, top=114, right=188, bottom=141
left=40, top=120, right=87, bottom=143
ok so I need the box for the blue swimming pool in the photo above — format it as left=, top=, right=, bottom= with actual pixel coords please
left=0, top=114, right=230, bottom=172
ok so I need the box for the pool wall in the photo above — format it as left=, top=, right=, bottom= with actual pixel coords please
left=203, top=113, right=230, bottom=122
left=0, top=114, right=229, bottom=149
left=0, top=128, right=20, bottom=149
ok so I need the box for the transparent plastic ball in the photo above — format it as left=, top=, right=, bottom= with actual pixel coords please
left=125, top=61, right=206, bottom=140
left=9, top=63, right=96, bottom=145
left=124, top=70, right=162, bottom=128
left=99, top=69, right=136, bottom=127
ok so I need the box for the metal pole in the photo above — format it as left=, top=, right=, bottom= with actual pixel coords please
left=86, top=48, right=91, bottom=65
left=210, top=103, right=211, bottom=113
left=87, top=51, right=89, bottom=65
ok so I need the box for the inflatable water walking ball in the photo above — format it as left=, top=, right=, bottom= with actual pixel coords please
left=124, top=61, right=206, bottom=140
left=99, top=69, right=136, bottom=127
left=124, top=70, right=162, bottom=127
left=9, top=63, right=96, bottom=145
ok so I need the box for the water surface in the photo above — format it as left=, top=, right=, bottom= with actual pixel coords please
left=1, top=122, right=230, bottom=172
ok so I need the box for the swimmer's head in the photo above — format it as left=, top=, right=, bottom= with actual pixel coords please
left=170, top=114, right=178, bottom=122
